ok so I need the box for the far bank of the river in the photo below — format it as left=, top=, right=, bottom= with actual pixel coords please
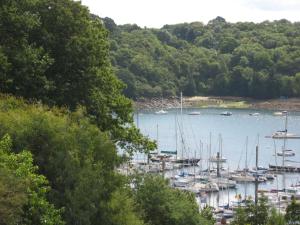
left=134, top=96, right=300, bottom=112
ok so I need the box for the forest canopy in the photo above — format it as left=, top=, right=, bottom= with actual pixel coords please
left=103, top=17, right=300, bottom=99
left=0, top=0, right=155, bottom=154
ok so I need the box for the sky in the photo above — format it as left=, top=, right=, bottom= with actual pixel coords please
left=80, top=0, right=300, bottom=28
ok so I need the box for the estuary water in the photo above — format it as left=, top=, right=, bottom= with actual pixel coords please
left=134, top=108, right=300, bottom=207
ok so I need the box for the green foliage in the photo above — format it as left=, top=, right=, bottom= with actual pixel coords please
left=200, top=206, right=215, bottom=224
left=0, top=95, right=142, bottom=225
left=104, top=17, right=300, bottom=99
left=268, top=208, right=286, bottom=225
left=232, top=196, right=288, bottom=225
left=0, top=134, right=64, bottom=225
left=285, top=196, right=300, bottom=224
left=108, top=188, right=145, bottom=225
left=134, top=174, right=213, bottom=225
left=0, top=0, right=155, bottom=154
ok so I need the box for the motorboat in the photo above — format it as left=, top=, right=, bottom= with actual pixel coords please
left=272, top=131, right=299, bottom=139
left=273, top=111, right=287, bottom=116
left=277, top=149, right=295, bottom=157
left=231, top=174, right=255, bottom=182
left=249, top=112, right=260, bottom=116
left=189, top=182, right=219, bottom=193
left=220, top=111, right=232, bottom=116
left=155, top=109, right=168, bottom=114
left=188, top=111, right=201, bottom=115
left=210, top=177, right=237, bottom=189
left=274, top=112, right=283, bottom=116
left=173, top=177, right=192, bottom=187
left=265, top=173, right=276, bottom=180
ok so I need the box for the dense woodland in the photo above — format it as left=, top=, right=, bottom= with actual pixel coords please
left=103, top=17, right=300, bottom=99
left=0, top=0, right=300, bottom=224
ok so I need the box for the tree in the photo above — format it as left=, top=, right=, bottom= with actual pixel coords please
left=0, top=95, right=144, bottom=225
left=134, top=174, right=213, bottom=225
left=0, top=134, right=64, bottom=225
left=0, top=0, right=155, bottom=154
left=107, top=18, right=300, bottom=99
left=285, top=196, right=300, bottom=224
left=268, top=208, right=286, bottom=225
left=231, top=196, right=269, bottom=225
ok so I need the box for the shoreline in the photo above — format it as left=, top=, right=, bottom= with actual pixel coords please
left=134, top=96, right=300, bottom=112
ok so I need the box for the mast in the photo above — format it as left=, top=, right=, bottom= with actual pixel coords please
left=217, top=152, right=221, bottom=177
left=245, top=136, right=248, bottom=171
left=156, top=124, right=159, bottom=154
left=209, top=132, right=212, bottom=176
left=282, top=113, right=288, bottom=167
left=180, top=92, right=184, bottom=161
left=220, top=134, right=223, bottom=158
left=180, top=92, right=183, bottom=115
left=175, top=112, right=178, bottom=160
left=227, top=165, right=230, bottom=208
left=199, top=140, right=203, bottom=173
left=255, top=145, right=259, bottom=205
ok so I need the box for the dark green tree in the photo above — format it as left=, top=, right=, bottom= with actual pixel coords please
left=0, top=0, right=155, bottom=154
left=0, top=95, right=143, bottom=225
left=285, top=196, right=300, bottom=224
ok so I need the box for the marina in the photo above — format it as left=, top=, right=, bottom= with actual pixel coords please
left=120, top=107, right=300, bottom=221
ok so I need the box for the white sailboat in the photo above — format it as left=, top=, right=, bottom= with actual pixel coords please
left=232, top=137, right=255, bottom=182
left=155, top=96, right=168, bottom=114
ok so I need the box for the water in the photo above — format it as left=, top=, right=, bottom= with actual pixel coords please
left=134, top=108, right=300, bottom=207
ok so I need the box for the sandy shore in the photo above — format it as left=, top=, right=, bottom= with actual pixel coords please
left=134, top=96, right=300, bottom=111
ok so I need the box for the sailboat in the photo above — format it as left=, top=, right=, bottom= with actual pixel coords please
left=175, top=92, right=201, bottom=165
left=269, top=113, right=300, bottom=139
left=269, top=112, right=300, bottom=172
left=231, top=137, right=255, bottom=182
left=155, top=96, right=168, bottom=114
left=209, top=135, right=227, bottom=163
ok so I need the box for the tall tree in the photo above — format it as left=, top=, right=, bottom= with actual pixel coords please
left=0, top=0, right=155, bottom=154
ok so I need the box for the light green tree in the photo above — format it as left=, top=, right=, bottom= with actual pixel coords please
left=0, top=134, right=63, bottom=225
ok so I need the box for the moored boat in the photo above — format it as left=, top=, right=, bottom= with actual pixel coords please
left=249, top=112, right=260, bottom=116
left=277, top=149, right=295, bottom=157
left=188, top=111, right=201, bottom=115
left=231, top=174, right=255, bottom=182
left=220, top=111, right=232, bottom=116
left=155, top=109, right=168, bottom=114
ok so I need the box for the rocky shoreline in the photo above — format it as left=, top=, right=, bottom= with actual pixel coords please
left=134, top=96, right=300, bottom=111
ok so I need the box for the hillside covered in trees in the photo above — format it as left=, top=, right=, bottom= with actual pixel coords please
left=103, top=17, right=300, bottom=99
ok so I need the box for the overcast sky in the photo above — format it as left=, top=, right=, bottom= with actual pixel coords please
left=80, top=0, right=300, bottom=28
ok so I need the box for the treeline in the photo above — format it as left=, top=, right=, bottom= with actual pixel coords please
left=103, top=17, right=300, bottom=99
